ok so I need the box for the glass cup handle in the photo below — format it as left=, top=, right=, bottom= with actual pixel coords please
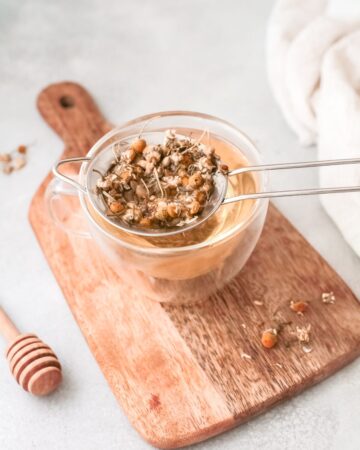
left=53, top=156, right=90, bottom=194
left=45, top=177, right=92, bottom=239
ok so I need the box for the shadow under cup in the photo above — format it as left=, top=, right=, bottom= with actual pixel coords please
left=75, top=112, right=269, bottom=304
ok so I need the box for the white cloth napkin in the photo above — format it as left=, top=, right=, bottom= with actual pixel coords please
left=267, top=0, right=360, bottom=258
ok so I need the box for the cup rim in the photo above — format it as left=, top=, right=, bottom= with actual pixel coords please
left=79, top=110, right=269, bottom=255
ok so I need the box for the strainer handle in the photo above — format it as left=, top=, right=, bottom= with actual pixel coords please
left=223, top=157, right=360, bottom=204
left=53, top=157, right=91, bottom=194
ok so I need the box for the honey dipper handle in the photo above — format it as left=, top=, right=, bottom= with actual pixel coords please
left=0, top=307, right=20, bottom=342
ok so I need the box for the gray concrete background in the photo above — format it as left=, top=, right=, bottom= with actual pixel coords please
left=0, top=1, right=359, bottom=449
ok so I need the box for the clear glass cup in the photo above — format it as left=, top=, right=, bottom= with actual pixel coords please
left=47, top=111, right=269, bottom=304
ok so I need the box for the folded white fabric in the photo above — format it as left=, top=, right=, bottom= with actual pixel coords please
left=267, top=0, right=360, bottom=257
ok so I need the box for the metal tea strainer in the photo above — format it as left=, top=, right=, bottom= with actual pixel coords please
left=54, top=144, right=360, bottom=238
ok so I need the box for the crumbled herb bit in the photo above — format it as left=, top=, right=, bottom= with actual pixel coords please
left=261, top=328, right=278, bottom=349
left=253, top=300, right=264, bottom=306
left=3, top=164, right=13, bottom=175
left=0, top=153, right=11, bottom=163
left=95, top=129, right=228, bottom=230
left=290, top=300, right=308, bottom=315
left=272, top=319, right=292, bottom=333
left=296, top=324, right=311, bottom=344
left=322, top=291, right=336, bottom=304
left=241, top=352, right=253, bottom=361
left=12, top=156, right=26, bottom=171
left=302, top=344, right=313, bottom=353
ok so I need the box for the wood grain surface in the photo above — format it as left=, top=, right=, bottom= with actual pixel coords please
left=29, top=82, right=360, bottom=448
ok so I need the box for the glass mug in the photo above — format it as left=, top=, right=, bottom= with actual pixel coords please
left=47, top=112, right=268, bottom=304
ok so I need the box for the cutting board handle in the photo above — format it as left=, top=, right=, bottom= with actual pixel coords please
left=37, top=81, right=110, bottom=157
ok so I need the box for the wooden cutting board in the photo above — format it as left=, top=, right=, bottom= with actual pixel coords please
left=29, top=82, right=360, bottom=449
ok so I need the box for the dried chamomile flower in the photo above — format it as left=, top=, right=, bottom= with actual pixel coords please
left=95, top=129, right=226, bottom=230
left=17, top=145, right=27, bottom=154
left=290, top=301, right=308, bottom=314
left=261, top=328, right=278, bottom=349
left=131, top=138, right=147, bottom=154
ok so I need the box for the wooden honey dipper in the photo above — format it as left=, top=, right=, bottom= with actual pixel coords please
left=0, top=307, right=62, bottom=396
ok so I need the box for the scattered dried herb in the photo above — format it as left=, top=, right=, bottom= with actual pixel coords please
left=12, top=156, right=26, bottom=171
left=322, top=291, right=336, bottom=304
left=95, top=129, right=228, bottom=230
left=259, top=300, right=312, bottom=351
left=3, top=164, right=13, bottom=175
left=17, top=144, right=27, bottom=154
left=290, top=300, right=308, bottom=314
left=253, top=300, right=264, bottom=306
left=296, top=324, right=311, bottom=343
left=0, top=153, right=11, bottom=163
left=295, top=324, right=313, bottom=353
left=261, top=329, right=278, bottom=349
left=1, top=144, right=29, bottom=175
left=302, top=345, right=313, bottom=354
